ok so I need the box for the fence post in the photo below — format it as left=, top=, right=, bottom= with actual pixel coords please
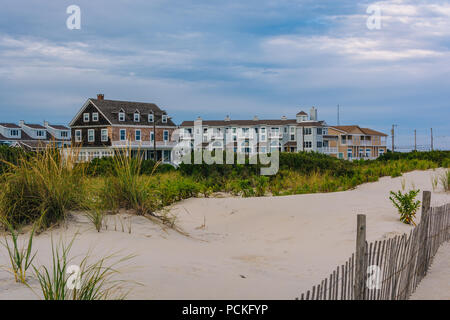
left=421, top=191, right=431, bottom=222
left=355, top=214, right=366, bottom=300
left=418, top=191, right=431, bottom=277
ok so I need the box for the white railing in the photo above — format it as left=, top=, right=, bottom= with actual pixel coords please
left=322, top=147, right=338, bottom=154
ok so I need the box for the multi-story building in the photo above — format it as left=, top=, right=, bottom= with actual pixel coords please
left=323, top=125, right=387, bottom=160
left=69, top=94, right=177, bottom=162
left=179, top=107, right=327, bottom=154
left=0, top=121, right=71, bottom=151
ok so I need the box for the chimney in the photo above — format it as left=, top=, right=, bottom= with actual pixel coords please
left=97, top=93, right=104, bottom=100
left=224, top=115, right=231, bottom=121
left=281, top=115, right=287, bottom=120
left=310, top=107, right=317, bottom=121
left=44, top=121, right=49, bottom=128
left=19, top=120, right=24, bottom=127
left=253, top=115, right=259, bottom=121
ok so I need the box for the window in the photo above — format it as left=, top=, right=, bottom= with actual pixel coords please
left=75, top=130, right=82, bottom=142
left=341, top=136, right=347, bottom=144
left=119, top=112, right=125, bottom=122
left=162, top=115, right=168, bottom=123
left=150, top=131, right=154, bottom=142
left=317, top=141, right=322, bottom=148
left=366, top=148, right=371, bottom=157
left=101, top=129, right=108, bottom=142
left=120, top=129, right=126, bottom=141
left=83, top=113, right=89, bottom=122
left=317, top=128, right=322, bottom=135
left=347, top=148, right=352, bottom=159
left=163, top=130, right=169, bottom=141
left=303, top=141, right=312, bottom=148
left=379, top=149, right=385, bottom=156
left=135, top=129, right=141, bottom=141
left=338, top=153, right=344, bottom=159
left=304, top=128, right=312, bottom=135
left=284, top=127, right=288, bottom=133
left=260, top=146, right=266, bottom=153
left=10, top=129, right=19, bottom=136
left=88, top=129, right=95, bottom=142
left=134, top=113, right=140, bottom=122
left=36, top=130, right=45, bottom=137
left=148, top=113, right=154, bottom=122
left=92, top=112, right=99, bottom=122
left=61, top=131, right=68, bottom=138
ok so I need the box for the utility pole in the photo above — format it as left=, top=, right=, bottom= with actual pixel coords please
left=391, top=125, right=395, bottom=153
left=431, top=128, right=433, bottom=151
left=414, top=129, right=417, bottom=151
left=337, top=104, right=340, bottom=126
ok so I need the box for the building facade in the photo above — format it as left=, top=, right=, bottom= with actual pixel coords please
left=69, top=94, right=177, bottom=162
left=179, top=107, right=327, bottom=155
left=0, top=121, right=71, bottom=151
left=323, top=125, right=387, bottom=160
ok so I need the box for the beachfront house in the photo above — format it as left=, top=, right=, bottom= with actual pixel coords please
left=323, top=125, right=388, bottom=160
left=69, top=94, right=177, bottom=163
left=179, top=107, right=328, bottom=154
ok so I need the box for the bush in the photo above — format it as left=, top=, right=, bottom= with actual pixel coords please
left=389, top=189, right=421, bottom=226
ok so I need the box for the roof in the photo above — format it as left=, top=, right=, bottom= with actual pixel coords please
left=89, top=98, right=176, bottom=126
left=24, top=123, right=46, bottom=129
left=0, top=131, right=35, bottom=141
left=0, top=123, right=20, bottom=128
left=331, top=125, right=387, bottom=136
left=296, top=111, right=307, bottom=116
left=48, top=124, right=69, bottom=130
left=180, top=119, right=325, bottom=127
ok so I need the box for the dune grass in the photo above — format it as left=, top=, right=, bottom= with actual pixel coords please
left=32, top=237, right=134, bottom=300
left=0, top=146, right=86, bottom=228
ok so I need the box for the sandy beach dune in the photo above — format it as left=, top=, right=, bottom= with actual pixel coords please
left=0, top=169, right=449, bottom=299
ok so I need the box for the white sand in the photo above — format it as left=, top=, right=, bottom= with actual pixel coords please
left=0, top=169, right=449, bottom=300
left=410, top=242, right=450, bottom=300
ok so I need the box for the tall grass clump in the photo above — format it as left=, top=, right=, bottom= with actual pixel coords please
left=0, top=146, right=86, bottom=228
left=440, top=169, right=450, bottom=192
left=0, top=219, right=36, bottom=283
left=33, top=237, right=133, bottom=300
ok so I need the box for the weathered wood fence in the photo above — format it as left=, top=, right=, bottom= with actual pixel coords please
left=297, top=191, right=450, bottom=300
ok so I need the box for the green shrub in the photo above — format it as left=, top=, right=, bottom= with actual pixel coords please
left=389, top=189, right=421, bottom=226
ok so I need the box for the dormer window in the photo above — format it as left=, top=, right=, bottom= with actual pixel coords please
left=61, top=131, right=68, bottom=138
left=36, top=130, right=45, bottom=137
left=148, top=113, right=154, bottom=122
left=10, top=129, right=19, bottom=137
left=162, top=115, right=168, bottom=123
left=134, top=113, right=140, bottom=122
left=118, top=112, right=125, bottom=121
left=83, top=113, right=90, bottom=122
left=92, top=112, right=99, bottom=122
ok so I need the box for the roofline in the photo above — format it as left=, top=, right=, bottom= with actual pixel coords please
left=69, top=99, right=113, bottom=127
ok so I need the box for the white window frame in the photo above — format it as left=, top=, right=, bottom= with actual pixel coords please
left=75, top=130, right=82, bottom=142
left=120, top=129, right=126, bottom=141
left=162, top=115, right=168, bottom=123
left=163, top=130, right=169, bottom=141
left=61, top=131, right=68, bottom=138
left=118, top=112, right=125, bottom=122
left=36, top=130, right=45, bottom=137
left=88, top=129, right=95, bottom=142
left=135, top=129, right=141, bottom=141
left=101, top=129, right=108, bottom=142
left=10, top=129, right=19, bottom=136
left=150, top=131, right=154, bottom=142
left=134, top=113, right=140, bottom=122
left=92, top=112, right=99, bottom=122
left=148, top=113, right=154, bottom=122
left=83, top=113, right=90, bottom=122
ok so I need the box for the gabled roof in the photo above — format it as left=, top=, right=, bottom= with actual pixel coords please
left=88, top=98, right=176, bottom=126
left=0, top=123, right=21, bottom=128
left=296, top=111, right=307, bottom=116
left=331, top=125, right=387, bottom=136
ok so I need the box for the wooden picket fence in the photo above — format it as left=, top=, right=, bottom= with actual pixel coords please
left=297, top=191, right=450, bottom=300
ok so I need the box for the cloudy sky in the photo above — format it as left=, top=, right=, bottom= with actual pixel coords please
left=0, top=0, right=449, bottom=149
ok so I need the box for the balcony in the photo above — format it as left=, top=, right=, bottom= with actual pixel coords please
left=323, top=147, right=338, bottom=154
